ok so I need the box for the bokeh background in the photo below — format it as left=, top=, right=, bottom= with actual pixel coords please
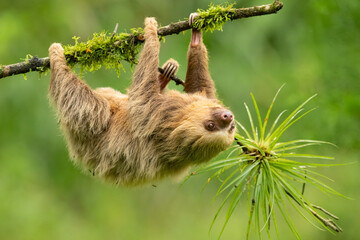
left=0, top=0, right=359, bottom=239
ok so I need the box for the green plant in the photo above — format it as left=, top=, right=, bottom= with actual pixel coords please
left=188, top=86, right=343, bottom=239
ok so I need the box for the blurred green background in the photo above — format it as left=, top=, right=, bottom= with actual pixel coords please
left=0, top=0, right=359, bottom=239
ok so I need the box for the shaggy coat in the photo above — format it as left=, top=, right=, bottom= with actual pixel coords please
left=48, top=17, right=235, bottom=186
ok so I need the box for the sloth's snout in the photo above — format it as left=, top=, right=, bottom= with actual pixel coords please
left=214, top=109, right=234, bottom=129
left=220, top=111, right=233, bottom=123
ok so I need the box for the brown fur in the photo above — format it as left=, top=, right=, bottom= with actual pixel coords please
left=48, top=17, right=235, bottom=186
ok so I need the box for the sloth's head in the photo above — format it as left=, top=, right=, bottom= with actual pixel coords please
left=170, top=99, right=236, bottom=164
left=203, top=108, right=235, bottom=135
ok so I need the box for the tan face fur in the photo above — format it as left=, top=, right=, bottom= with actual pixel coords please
left=170, top=99, right=235, bottom=163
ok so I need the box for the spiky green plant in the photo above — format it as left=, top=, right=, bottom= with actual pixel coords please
left=188, top=86, right=344, bottom=239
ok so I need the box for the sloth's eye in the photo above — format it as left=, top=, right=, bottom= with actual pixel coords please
left=206, top=121, right=216, bottom=131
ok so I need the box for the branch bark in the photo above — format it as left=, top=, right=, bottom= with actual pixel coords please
left=0, top=1, right=283, bottom=79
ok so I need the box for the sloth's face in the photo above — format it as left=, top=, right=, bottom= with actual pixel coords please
left=197, top=106, right=236, bottom=150
left=169, top=100, right=236, bottom=164
left=203, top=108, right=236, bottom=134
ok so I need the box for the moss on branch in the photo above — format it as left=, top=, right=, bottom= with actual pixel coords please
left=0, top=1, right=283, bottom=79
left=64, top=28, right=144, bottom=75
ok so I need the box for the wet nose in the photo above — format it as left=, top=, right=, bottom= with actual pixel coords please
left=219, top=110, right=233, bottom=127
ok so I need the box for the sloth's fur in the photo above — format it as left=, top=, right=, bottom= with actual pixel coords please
left=48, top=17, right=235, bottom=186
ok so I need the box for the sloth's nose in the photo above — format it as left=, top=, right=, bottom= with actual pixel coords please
left=217, top=110, right=234, bottom=128
left=220, top=111, right=233, bottom=123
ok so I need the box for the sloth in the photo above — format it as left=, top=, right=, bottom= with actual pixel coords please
left=48, top=14, right=236, bottom=186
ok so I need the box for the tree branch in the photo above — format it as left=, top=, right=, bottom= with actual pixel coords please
left=0, top=1, right=283, bottom=79
left=284, top=189, right=342, bottom=233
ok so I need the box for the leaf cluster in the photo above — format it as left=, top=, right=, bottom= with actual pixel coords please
left=187, top=87, right=344, bottom=239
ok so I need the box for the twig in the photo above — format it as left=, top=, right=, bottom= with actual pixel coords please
left=235, top=137, right=250, bottom=154
left=305, top=205, right=343, bottom=232
left=0, top=56, right=50, bottom=78
left=0, top=1, right=283, bottom=79
left=311, top=204, right=339, bottom=220
left=284, top=189, right=342, bottom=232
left=111, top=23, right=119, bottom=39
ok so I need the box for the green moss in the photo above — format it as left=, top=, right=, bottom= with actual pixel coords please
left=59, top=3, right=236, bottom=75
left=24, top=54, right=33, bottom=64
left=193, top=3, right=235, bottom=32
left=36, top=66, right=46, bottom=72
left=22, top=3, right=237, bottom=76
left=63, top=27, right=144, bottom=76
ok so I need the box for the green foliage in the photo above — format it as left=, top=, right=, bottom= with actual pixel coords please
left=64, top=28, right=144, bottom=75
left=193, top=3, right=235, bottom=32
left=189, top=87, right=344, bottom=239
